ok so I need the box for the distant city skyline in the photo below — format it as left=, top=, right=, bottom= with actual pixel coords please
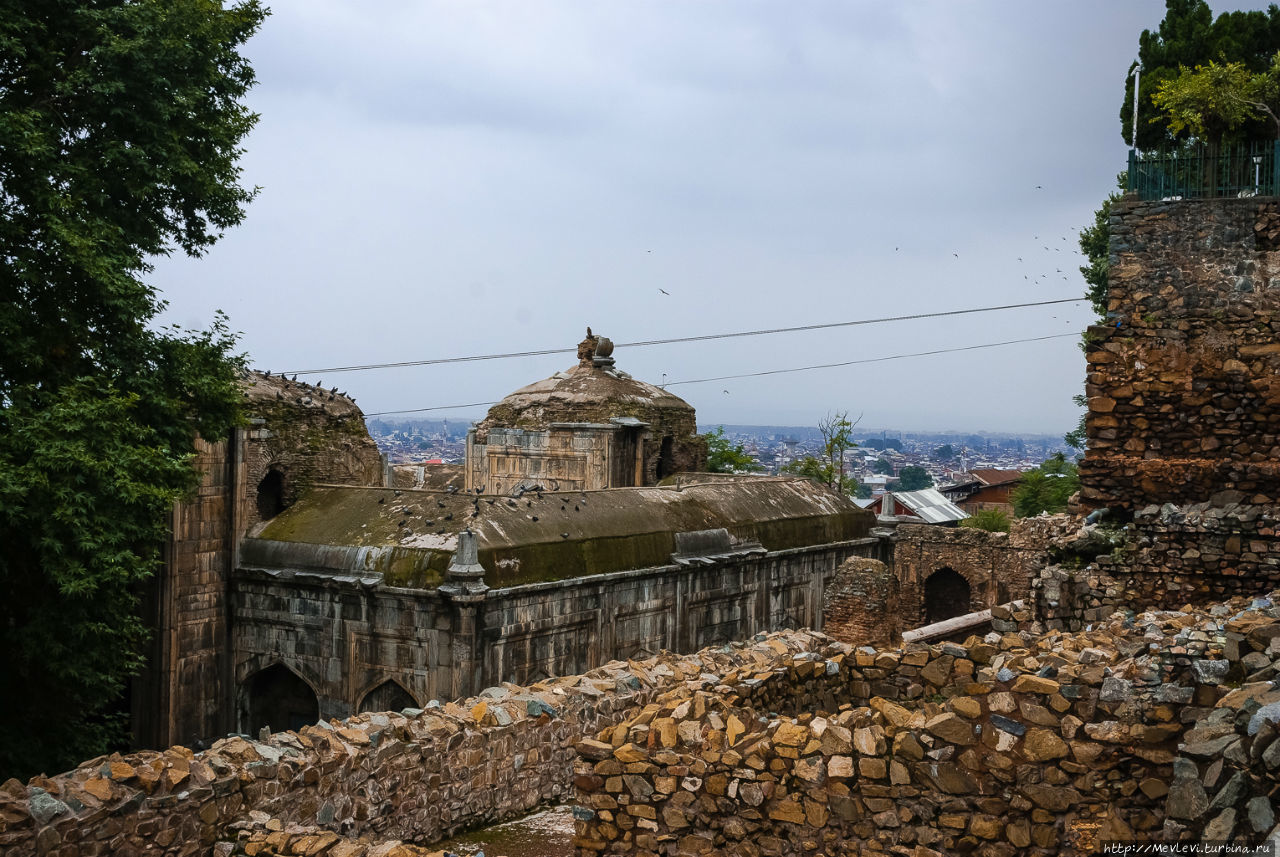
left=147, top=1, right=1270, bottom=434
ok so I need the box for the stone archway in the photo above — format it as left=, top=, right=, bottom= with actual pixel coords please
left=255, top=468, right=286, bottom=521
left=357, top=679, right=417, bottom=714
left=924, top=567, right=972, bottom=625
left=245, top=663, right=318, bottom=735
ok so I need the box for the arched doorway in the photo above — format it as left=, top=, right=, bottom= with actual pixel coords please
left=256, top=469, right=286, bottom=521
left=924, top=567, right=971, bottom=625
left=358, top=680, right=417, bottom=714
left=245, top=664, right=318, bottom=735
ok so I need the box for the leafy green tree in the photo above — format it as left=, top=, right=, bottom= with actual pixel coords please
left=1068, top=173, right=1126, bottom=454
left=873, top=457, right=894, bottom=475
left=0, top=0, right=266, bottom=779
left=1079, top=174, right=1126, bottom=320
left=702, top=427, right=761, bottom=473
left=960, top=509, right=1011, bottom=533
left=1121, top=0, right=1280, bottom=148
left=933, top=444, right=957, bottom=460
left=1064, top=391, right=1089, bottom=453
left=1011, top=455, right=1080, bottom=517
left=781, top=455, right=857, bottom=495
left=1152, top=56, right=1280, bottom=141
left=896, top=465, right=933, bottom=492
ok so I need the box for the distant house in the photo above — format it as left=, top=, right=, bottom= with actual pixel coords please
left=861, top=474, right=894, bottom=495
left=873, top=489, right=968, bottom=525
left=941, top=469, right=1022, bottom=515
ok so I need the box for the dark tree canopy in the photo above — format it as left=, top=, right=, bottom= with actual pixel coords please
left=1121, top=0, right=1280, bottom=147
left=1079, top=174, right=1126, bottom=321
left=896, top=466, right=933, bottom=492
left=1011, top=455, right=1080, bottom=518
left=0, top=0, right=266, bottom=779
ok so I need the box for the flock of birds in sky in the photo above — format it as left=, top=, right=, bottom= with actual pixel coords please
left=642, top=190, right=1091, bottom=398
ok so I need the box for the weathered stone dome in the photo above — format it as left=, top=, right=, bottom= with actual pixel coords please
left=479, top=362, right=695, bottom=430
left=467, top=330, right=706, bottom=491
left=477, top=331, right=695, bottom=430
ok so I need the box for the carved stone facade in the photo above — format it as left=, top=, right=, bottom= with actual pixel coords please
left=466, top=331, right=705, bottom=493
left=140, top=350, right=875, bottom=751
left=233, top=477, right=877, bottom=727
left=132, top=373, right=384, bottom=750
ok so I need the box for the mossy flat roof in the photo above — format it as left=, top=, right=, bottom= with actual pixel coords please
left=250, top=476, right=873, bottom=589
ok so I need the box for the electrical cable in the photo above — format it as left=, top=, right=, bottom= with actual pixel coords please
left=281, top=297, right=1087, bottom=376
left=361, top=330, right=1080, bottom=417
left=662, top=333, right=1078, bottom=387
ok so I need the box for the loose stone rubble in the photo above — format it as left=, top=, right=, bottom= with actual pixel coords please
left=5, top=588, right=1280, bottom=856
left=573, top=591, right=1280, bottom=855
left=0, top=632, right=834, bottom=857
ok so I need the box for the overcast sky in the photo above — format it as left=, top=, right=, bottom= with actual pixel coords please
left=151, top=0, right=1255, bottom=435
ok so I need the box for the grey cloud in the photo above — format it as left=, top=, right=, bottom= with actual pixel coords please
left=155, top=0, right=1236, bottom=435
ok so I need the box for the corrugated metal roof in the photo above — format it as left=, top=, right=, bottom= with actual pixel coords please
left=888, top=488, right=969, bottom=524
left=969, top=468, right=1023, bottom=487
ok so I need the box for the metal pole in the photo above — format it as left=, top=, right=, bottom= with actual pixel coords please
left=1131, top=63, right=1141, bottom=148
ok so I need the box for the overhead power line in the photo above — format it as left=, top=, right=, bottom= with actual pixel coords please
left=663, top=333, right=1078, bottom=387
left=365, top=400, right=500, bottom=418
left=362, top=331, right=1080, bottom=417
left=282, top=297, right=1087, bottom=376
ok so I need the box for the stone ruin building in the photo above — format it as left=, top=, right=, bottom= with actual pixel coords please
left=465, top=330, right=706, bottom=493
left=125, top=333, right=883, bottom=756
left=9, top=194, right=1280, bottom=854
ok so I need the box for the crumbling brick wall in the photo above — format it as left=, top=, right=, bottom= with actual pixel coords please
left=889, top=519, right=1057, bottom=627
left=822, top=557, right=899, bottom=647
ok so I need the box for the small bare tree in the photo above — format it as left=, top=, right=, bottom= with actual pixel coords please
left=818, top=411, right=861, bottom=492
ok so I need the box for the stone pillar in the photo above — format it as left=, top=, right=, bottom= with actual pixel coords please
left=439, top=530, right=490, bottom=698
left=822, top=557, right=900, bottom=648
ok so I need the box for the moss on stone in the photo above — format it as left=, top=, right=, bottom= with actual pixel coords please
left=249, top=478, right=873, bottom=590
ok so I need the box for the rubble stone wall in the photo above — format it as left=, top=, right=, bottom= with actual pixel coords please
left=1118, top=501, right=1280, bottom=608
left=1029, top=565, right=1122, bottom=632
left=574, top=592, right=1280, bottom=855
left=1081, top=195, right=1280, bottom=512
left=0, top=634, right=833, bottom=857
